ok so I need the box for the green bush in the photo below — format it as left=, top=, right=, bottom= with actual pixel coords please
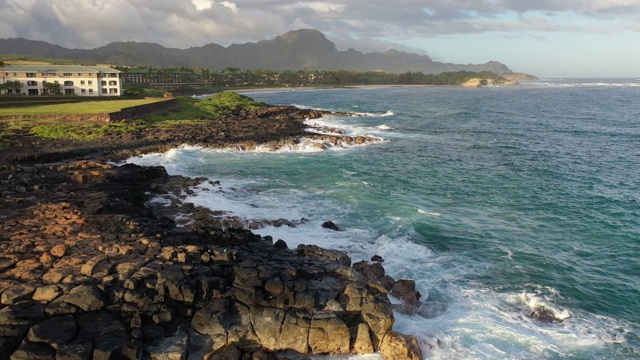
left=194, top=92, right=266, bottom=117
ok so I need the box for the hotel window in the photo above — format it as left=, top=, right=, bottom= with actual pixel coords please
left=102, top=88, right=107, bottom=94
left=27, top=81, right=37, bottom=86
left=13, top=72, right=18, bottom=76
left=88, top=81, right=93, bottom=85
left=27, top=73, right=36, bottom=78
left=81, top=89, right=86, bottom=93
left=63, top=73, right=72, bottom=76
left=101, top=81, right=107, bottom=86
left=109, top=88, right=118, bottom=94
left=64, top=81, right=74, bottom=86
left=89, top=89, right=93, bottom=94
left=81, top=80, right=85, bottom=85
left=109, top=81, right=117, bottom=86
left=78, top=73, right=83, bottom=76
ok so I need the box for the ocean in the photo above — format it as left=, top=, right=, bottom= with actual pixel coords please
left=127, top=79, right=640, bottom=359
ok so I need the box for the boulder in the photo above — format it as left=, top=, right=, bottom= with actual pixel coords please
left=321, top=221, right=340, bottom=231
left=191, top=298, right=229, bottom=337
left=7, top=341, right=55, bottom=360
left=379, top=331, right=423, bottom=360
left=278, top=310, right=310, bottom=354
left=27, top=315, right=77, bottom=349
left=63, top=284, right=105, bottom=312
left=1, top=284, right=35, bottom=305
left=146, top=328, right=188, bottom=360
left=308, top=313, right=350, bottom=354
left=297, top=244, right=351, bottom=267
left=351, top=322, right=374, bottom=354
left=273, top=239, right=288, bottom=249
left=250, top=306, right=285, bottom=351
left=529, top=306, right=565, bottom=323
left=92, top=333, right=141, bottom=360
left=32, top=285, right=62, bottom=302
left=391, top=279, right=421, bottom=315
left=55, top=341, right=93, bottom=360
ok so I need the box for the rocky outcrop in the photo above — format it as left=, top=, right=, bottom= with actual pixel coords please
left=461, top=78, right=518, bottom=87
left=0, top=161, right=423, bottom=359
left=501, top=73, right=538, bottom=81
left=0, top=105, right=378, bottom=165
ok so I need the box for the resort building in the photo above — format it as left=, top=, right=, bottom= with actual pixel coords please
left=1, top=65, right=123, bottom=96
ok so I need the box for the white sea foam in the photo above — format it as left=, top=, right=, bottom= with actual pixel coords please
left=525, top=80, right=640, bottom=88
left=179, top=183, right=633, bottom=359
left=418, top=209, right=440, bottom=216
left=353, top=110, right=395, bottom=117
left=304, top=116, right=389, bottom=139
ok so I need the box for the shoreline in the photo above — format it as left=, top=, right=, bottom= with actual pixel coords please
left=0, top=105, right=423, bottom=359
left=235, top=84, right=443, bottom=94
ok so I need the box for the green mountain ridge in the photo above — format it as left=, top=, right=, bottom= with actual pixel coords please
left=0, top=29, right=513, bottom=74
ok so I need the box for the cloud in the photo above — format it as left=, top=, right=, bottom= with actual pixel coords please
left=0, top=0, right=638, bottom=53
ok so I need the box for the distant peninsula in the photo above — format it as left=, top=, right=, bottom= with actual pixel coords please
left=0, top=29, right=515, bottom=75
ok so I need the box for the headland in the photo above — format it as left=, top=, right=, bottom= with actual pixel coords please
left=0, top=98, right=423, bottom=359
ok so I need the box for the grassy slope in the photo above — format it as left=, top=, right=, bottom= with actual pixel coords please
left=0, top=92, right=266, bottom=143
left=0, top=98, right=162, bottom=115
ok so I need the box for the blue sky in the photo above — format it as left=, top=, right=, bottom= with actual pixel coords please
left=1, top=0, right=639, bottom=78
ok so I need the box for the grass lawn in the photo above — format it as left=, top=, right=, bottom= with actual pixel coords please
left=0, top=92, right=264, bottom=143
left=0, top=98, right=163, bottom=115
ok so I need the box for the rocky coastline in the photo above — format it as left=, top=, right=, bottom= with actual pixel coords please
left=0, top=106, right=422, bottom=359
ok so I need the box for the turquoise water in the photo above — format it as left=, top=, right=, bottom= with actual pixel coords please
left=129, top=79, right=640, bottom=359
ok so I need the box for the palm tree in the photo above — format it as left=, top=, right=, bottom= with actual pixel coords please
left=0, top=60, right=5, bottom=95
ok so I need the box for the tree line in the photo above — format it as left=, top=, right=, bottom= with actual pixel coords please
left=115, top=65, right=509, bottom=88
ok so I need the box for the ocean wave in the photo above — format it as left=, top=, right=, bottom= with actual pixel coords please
left=506, top=290, right=571, bottom=323
left=353, top=110, right=395, bottom=117
left=304, top=117, right=388, bottom=139
left=526, top=81, right=640, bottom=88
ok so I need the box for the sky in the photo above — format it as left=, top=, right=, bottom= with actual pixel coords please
left=1, top=0, right=639, bottom=78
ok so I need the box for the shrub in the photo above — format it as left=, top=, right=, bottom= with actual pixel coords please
left=194, top=92, right=266, bottom=117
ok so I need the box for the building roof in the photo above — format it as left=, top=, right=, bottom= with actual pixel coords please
left=3, top=65, right=121, bottom=73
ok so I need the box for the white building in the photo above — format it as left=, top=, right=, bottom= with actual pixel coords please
left=1, top=65, right=123, bottom=96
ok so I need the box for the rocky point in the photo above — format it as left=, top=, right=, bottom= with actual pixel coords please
left=0, top=105, right=423, bottom=359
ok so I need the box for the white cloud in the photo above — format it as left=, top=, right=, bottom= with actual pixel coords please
left=192, top=0, right=213, bottom=11
left=303, top=2, right=346, bottom=13
left=219, top=1, right=239, bottom=13
left=0, top=0, right=638, bottom=55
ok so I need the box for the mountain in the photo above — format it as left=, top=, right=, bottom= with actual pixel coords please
left=0, top=29, right=513, bottom=74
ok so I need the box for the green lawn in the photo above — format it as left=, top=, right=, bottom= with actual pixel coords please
left=0, top=93, right=265, bottom=143
left=0, top=98, right=163, bottom=115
